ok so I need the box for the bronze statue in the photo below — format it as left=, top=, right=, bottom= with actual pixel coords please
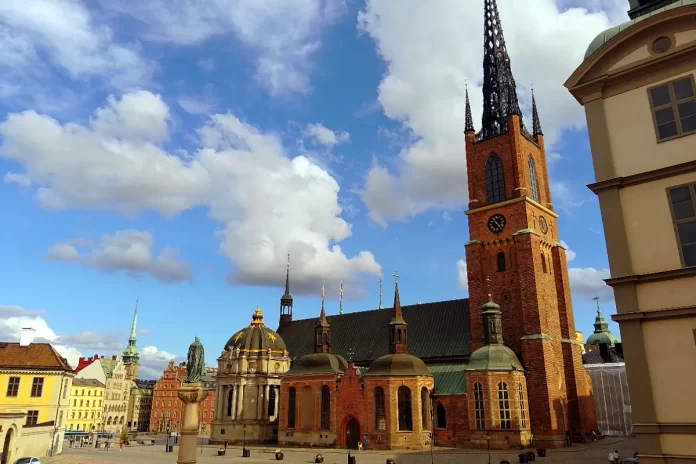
left=186, top=336, right=206, bottom=383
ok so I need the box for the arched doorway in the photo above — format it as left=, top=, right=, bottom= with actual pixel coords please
left=1, top=428, right=14, bottom=464
left=345, top=418, right=360, bottom=450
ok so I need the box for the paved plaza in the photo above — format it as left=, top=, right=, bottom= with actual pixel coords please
left=47, top=437, right=638, bottom=464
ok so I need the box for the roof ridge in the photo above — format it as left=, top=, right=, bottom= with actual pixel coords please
left=290, top=297, right=469, bottom=322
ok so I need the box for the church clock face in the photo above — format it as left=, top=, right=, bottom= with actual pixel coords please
left=538, top=216, right=549, bottom=234
left=487, top=214, right=506, bottom=233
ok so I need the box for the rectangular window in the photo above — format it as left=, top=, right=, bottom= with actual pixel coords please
left=649, top=76, right=696, bottom=141
left=31, top=377, right=44, bottom=397
left=26, top=410, right=39, bottom=426
left=668, top=183, right=696, bottom=267
left=6, top=377, right=20, bottom=397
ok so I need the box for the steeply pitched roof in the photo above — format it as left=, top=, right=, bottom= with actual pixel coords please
left=73, top=378, right=105, bottom=388
left=0, top=342, right=74, bottom=372
left=100, top=358, right=119, bottom=376
left=428, top=363, right=468, bottom=395
left=279, top=299, right=470, bottom=363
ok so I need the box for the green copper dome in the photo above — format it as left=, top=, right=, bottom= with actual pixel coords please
left=285, top=352, right=348, bottom=376
left=364, top=353, right=432, bottom=377
left=466, top=345, right=524, bottom=372
left=584, top=0, right=696, bottom=60
left=586, top=306, right=619, bottom=346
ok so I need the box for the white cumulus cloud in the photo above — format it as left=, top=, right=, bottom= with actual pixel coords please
left=47, top=230, right=193, bottom=284
left=457, top=259, right=468, bottom=291
left=357, top=0, right=626, bottom=225
left=1, top=90, right=381, bottom=295
left=99, top=0, right=346, bottom=95
left=304, top=123, right=350, bottom=147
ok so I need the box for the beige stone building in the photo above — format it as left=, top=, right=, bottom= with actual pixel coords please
left=566, top=0, right=696, bottom=461
left=211, top=308, right=290, bottom=444
left=76, top=357, right=131, bottom=433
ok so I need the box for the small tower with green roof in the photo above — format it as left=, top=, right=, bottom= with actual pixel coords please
left=586, top=298, right=620, bottom=346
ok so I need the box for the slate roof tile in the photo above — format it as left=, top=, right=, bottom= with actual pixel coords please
left=278, top=299, right=470, bottom=363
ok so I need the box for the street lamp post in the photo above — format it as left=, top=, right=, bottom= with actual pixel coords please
left=346, top=428, right=351, bottom=464
left=486, top=433, right=491, bottom=464
left=243, top=422, right=247, bottom=457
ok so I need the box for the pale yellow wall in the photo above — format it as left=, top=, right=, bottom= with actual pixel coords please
left=619, top=171, right=696, bottom=275
left=660, top=434, right=696, bottom=456
left=604, top=70, right=696, bottom=178
left=675, top=29, right=696, bottom=47
left=66, top=383, right=104, bottom=431
left=636, top=276, right=696, bottom=312
left=642, top=316, right=696, bottom=423
left=608, top=44, right=650, bottom=71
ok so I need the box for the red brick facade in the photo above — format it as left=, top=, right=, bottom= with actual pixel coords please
left=279, top=364, right=434, bottom=451
left=150, top=362, right=216, bottom=434
left=432, top=395, right=470, bottom=446
left=464, top=114, right=596, bottom=446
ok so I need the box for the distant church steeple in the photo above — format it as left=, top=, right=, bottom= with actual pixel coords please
left=378, top=274, right=384, bottom=309
left=278, top=254, right=293, bottom=333
left=388, top=271, right=408, bottom=354
left=480, top=0, right=525, bottom=139
left=315, top=285, right=331, bottom=353
left=122, top=300, right=140, bottom=380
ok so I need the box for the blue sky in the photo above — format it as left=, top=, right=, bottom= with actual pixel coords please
left=0, top=0, right=629, bottom=378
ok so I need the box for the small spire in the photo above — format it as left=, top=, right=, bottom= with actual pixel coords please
left=465, top=80, right=475, bottom=133
left=315, top=286, right=330, bottom=352
left=321, top=284, right=325, bottom=311
left=282, top=254, right=292, bottom=299
left=129, top=299, right=138, bottom=341
left=378, top=274, right=384, bottom=309
left=392, top=270, right=404, bottom=323
left=417, top=297, right=422, bottom=305
left=339, top=280, right=344, bottom=315
left=592, top=296, right=609, bottom=333
left=532, top=87, right=543, bottom=136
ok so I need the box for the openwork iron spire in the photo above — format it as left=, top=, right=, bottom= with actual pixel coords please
left=280, top=253, right=293, bottom=316
left=480, top=0, right=524, bottom=139
left=532, top=89, right=543, bottom=136
left=465, top=82, right=475, bottom=133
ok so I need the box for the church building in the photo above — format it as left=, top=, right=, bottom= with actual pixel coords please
left=214, top=0, right=597, bottom=450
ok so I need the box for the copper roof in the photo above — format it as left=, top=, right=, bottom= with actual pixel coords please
left=0, top=342, right=74, bottom=372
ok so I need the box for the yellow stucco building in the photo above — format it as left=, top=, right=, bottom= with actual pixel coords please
left=66, top=379, right=105, bottom=432
left=566, top=0, right=696, bottom=462
left=1, top=330, right=75, bottom=463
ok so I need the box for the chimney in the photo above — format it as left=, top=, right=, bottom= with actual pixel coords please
left=112, top=355, right=117, bottom=360
left=20, top=328, right=36, bottom=347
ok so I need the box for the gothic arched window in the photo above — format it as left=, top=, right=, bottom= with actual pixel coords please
left=528, top=155, right=540, bottom=202
left=436, top=403, right=447, bottom=429
left=397, top=386, right=413, bottom=431
left=473, top=382, right=485, bottom=430
left=287, top=387, right=296, bottom=428
left=421, top=387, right=430, bottom=429
left=485, top=154, right=506, bottom=204
left=518, top=383, right=527, bottom=429
left=374, top=387, right=386, bottom=430
left=268, top=387, right=277, bottom=417
left=320, top=385, right=330, bottom=430
left=497, top=381, right=511, bottom=430
left=497, top=251, right=506, bottom=272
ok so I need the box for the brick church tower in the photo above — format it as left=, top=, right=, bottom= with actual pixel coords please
left=463, top=0, right=596, bottom=446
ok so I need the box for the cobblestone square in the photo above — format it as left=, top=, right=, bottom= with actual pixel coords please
left=46, top=437, right=638, bottom=464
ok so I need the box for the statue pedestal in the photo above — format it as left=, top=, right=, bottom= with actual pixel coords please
left=177, top=382, right=207, bottom=464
